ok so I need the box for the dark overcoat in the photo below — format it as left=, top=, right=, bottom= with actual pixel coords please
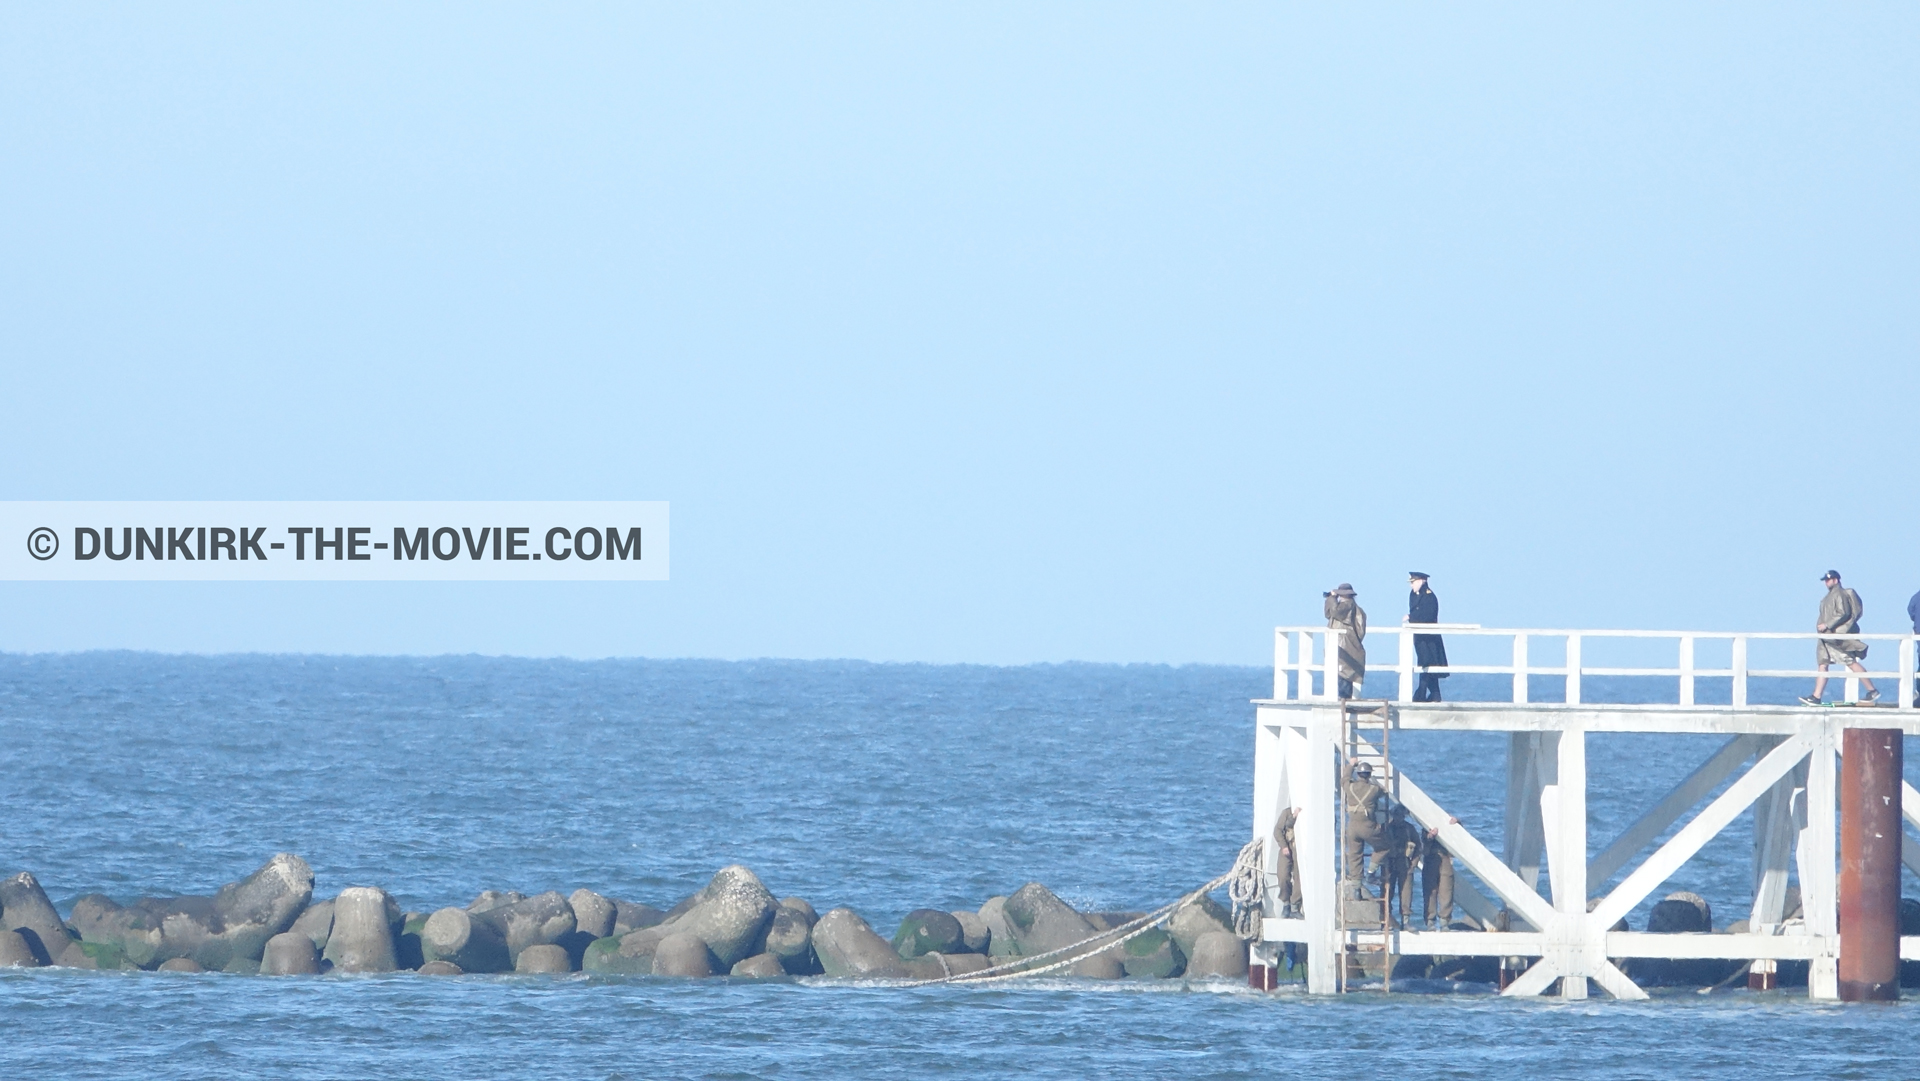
left=1409, top=587, right=1448, bottom=672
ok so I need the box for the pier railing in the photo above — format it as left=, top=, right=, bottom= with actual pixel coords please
left=1274, top=625, right=1919, bottom=709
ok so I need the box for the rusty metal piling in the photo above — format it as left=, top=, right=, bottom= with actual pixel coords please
left=1838, top=728, right=1902, bottom=1002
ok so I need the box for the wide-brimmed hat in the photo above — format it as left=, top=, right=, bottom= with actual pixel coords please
left=1332, top=583, right=1356, bottom=596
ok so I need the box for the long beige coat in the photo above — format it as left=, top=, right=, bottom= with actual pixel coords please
left=1325, top=594, right=1367, bottom=682
left=1817, top=585, right=1867, bottom=662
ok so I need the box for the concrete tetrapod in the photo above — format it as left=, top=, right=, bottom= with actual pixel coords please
left=569, top=890, right=616, bottom=939
left=289, top=899, right=334, bottom=954
left=1119, top=928, right=1184, bottom=979
left=468, top=890, right=524, bottom=914
left=420, top=907, right=510, bottom=974
left=651, top=866, right=777, bottom=969
left=903, top=952, right=994, bottom=979
left=730, top=952, right=787, bottom=978
left=66, top=854, right=314, bottom=971
left=652, top=932, right=716, bottom=977
left=0, top=872, right=78, bottom=965
left=261, top=931, right=323, bottom=975
left=559, top=890, right=615, bottom=968
left=1165, top=896, right=1235, bottom=963
left=612, top=901, right=666, bottom=936
left=0, top=930, right=42, bottom=968
left=951, top=910, right=991, bottom=955
left=1003, top=883, right=1099, bottom=957
left=323, top=887, right=399, bottom=973
left=978, top=897, right=1018, bottom=957
left=473, top=891, right=575, bottom=967
left=1183, top=931, right=1248, bottom=979
left=762, top=902, right=818, bottom=974
left=810, top=908, right=910, bottom=979
left=1069, top=951, right=1125, bottom=979
left=515, top=944, right=572, bottom=974
left=893, top=909, right=966, bottom=958
left=581, top=934, right=649, bottom=975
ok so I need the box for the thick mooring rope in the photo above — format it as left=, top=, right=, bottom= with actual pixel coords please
left=921, top=839, right=1267, bottom=985
left=1226, top=837, right=1266, bottom=938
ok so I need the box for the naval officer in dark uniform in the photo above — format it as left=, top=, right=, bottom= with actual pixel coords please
left=1407, top=572, right=1448, bottom=702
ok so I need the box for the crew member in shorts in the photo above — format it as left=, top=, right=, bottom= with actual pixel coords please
left=1801, top=570, right=1879, bottom=705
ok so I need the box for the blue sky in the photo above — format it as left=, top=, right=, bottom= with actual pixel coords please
left=2, top=4, right=1915, bottom=663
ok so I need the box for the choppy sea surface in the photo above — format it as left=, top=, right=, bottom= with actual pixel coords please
left=0, top=652, right=1916, bottom=1080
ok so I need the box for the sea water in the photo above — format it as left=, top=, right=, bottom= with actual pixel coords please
left=0, top=653, right=1914, bottom=1079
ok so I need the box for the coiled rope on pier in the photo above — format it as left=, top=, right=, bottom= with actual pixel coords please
left=923, top=839, right=1268, bottom=985
left=1226, top=837, right=1268, bottom=937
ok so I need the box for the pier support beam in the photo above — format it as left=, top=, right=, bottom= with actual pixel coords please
left=1548, top=724, right=1588, bottom=998
left=1300, top=713, right=1340, bottom=994
left=1506, top=733, right=1555, bottom=899
left=1800, top=720, right=1840, bottom=1000
left=1748, top=740, right=1803, bottom=990
left=1838, top=728, right=1902, bottom=1002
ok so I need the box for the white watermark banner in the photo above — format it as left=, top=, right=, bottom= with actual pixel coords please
left=0, top=502, right=668, bottom=581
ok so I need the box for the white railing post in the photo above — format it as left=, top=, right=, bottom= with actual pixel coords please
left=1900, top=637, right=1916, bottom=712
left=1679, top=636, right=1695, bottom=707
left=1399, top=627, right=1414, bottom=704
left=1300, top=631, right=1315, bottom=700
left=1324, top=629, right=1340, bottom=701
left=1732, top=637, right=1748, bottom=708
left=1275, top=628, right=1287, bottom=700
left=1513, top=633, right=1529, bottom=704
left=1565, top=634, right=1582, bottom=705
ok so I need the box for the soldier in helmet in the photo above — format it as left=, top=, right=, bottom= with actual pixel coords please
left=1381, top=804, right=1423, bottom=928
left=1342, top=761, right=1387, bottom=895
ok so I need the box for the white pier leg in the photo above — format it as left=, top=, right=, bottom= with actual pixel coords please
left=1506, top=733, right=1555, bottom=901
left=1749, top=739, right=1799, bottom=927
left=1253, top=716, right=1283, bottom=870
left=1799, top=718, right=1838, bottom=1000
left=1749, top=741, right=1802, bottom=990
left=1300, top=710, right=1340, bottom=994
left=1553, top=723, right=1589, bottom=999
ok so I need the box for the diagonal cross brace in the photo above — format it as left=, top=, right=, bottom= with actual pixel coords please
left=1587, top=735, right=1759, bottom=889
left=1503, top=957, right=1647, bottom=1001
left=1348, top=740, right=1558, bottom=932
left=1590, top=733, right=1812, bottom=932
left=1901, top=781, right=1920, bottom=877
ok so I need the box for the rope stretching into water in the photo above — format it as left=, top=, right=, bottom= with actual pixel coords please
left=919, top=839, right=1267, bottom=985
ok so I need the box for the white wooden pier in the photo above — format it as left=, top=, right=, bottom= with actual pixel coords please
left=1253, top=624, right=1919, bottom=999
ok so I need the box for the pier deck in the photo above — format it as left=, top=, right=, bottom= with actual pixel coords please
left=1252, top=624, right=1920, bottom=1000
